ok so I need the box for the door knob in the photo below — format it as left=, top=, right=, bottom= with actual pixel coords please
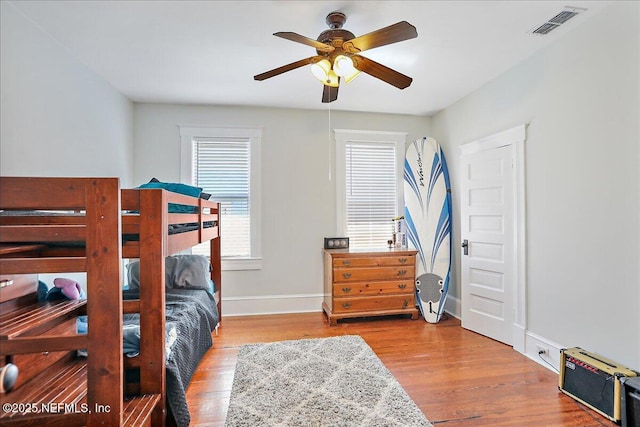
left=462, top=239, right=469, bottom=255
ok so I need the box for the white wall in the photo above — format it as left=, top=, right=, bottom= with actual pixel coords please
left=0, top=1, right=133, bottom=185
left=432, top=3, right=639, bottom=369
left=133, top=103, right=430, bottom=314
left=1, top=1, right=134, bottom=290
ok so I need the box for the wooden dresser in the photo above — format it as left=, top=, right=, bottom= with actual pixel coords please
left=323, top=248, right=420, bottom=325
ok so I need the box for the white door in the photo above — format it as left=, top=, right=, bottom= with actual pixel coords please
left=460, top=144, right=515, bottom=345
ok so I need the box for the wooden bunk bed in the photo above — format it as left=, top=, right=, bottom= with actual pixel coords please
left=0, top=177, right=221, bottom=427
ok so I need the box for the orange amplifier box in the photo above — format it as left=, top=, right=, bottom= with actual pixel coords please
left=559, top=347, right=638, bottom=423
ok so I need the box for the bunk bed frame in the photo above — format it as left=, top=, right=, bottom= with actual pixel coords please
left=0, top=177, right=221, bottom=427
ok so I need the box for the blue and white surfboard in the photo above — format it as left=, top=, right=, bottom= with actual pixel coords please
left=404, top=137, right=452, bottom=323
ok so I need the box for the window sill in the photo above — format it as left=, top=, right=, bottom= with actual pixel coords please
left=222, top=257, right=262, bottom=271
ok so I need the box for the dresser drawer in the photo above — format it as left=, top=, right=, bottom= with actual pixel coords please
left=334, top=280, right=414, bottom=297
left=333, top=256, right=414, bottom=269
left=332, top=295, right=415, bottom=313
left=333, top=266, right=414, bottom=283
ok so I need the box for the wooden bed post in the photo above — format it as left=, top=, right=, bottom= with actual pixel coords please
left=138, top=188, right=167, bottom=427
left=85, top=178, right=124, bottom=426
left=211, top=201, right=222, bottom=320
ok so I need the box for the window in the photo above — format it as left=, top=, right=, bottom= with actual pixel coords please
left=180, top=127, right=262, bottom=270
left=335, top=130, right=406, bottom=249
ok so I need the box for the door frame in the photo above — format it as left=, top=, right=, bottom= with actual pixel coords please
left=460, top=124, right=527, bottom=353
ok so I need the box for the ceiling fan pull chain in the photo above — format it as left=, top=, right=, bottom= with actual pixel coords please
left=328, top=104, right=332, bottom=181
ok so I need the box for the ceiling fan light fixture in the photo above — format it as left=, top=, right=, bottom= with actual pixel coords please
left=343, top=70, right=361, bottom=84
left=324, top=69, right=340, bottom=87
left=333, top=55, right=353, bottom=76
left=333, top=55, right=361, bottom=84
left=311, top=59, right=331, bottom=82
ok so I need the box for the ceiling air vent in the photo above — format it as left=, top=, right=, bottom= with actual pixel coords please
left=532, top=22, right=560, bottom=35
left=530, top=6, right=586, bottom=35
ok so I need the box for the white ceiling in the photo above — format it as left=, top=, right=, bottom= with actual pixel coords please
left=10, top=0, right=609, bottom=116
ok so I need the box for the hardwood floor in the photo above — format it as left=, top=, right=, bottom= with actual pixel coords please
left=186, top=312, right=617, bottom=426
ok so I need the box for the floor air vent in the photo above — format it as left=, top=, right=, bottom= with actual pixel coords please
left=530, top=6, right=586, bottom=35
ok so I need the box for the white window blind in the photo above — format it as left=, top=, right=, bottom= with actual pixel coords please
left=192, top=138, right=251, bottom=258
left=345, top=142, right=398, bottom=249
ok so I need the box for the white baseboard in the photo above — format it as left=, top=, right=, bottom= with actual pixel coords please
left=222, top=293, right=324, bottom=316
left=444, top=294, right=461, bottom=318
left=513, top=323, right=526, bottom=354
left=524, top=331, right=564, bottom=374
left=226, top=292, right=463, bottom=319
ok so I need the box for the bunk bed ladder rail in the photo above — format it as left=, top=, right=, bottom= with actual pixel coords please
left=138, top=189, right=168, bottom=427
left=85, top=178, right=124, bottom=427
left=0, top=177, right=125, bottom=426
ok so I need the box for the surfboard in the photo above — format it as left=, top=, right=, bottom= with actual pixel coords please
left=404, top=137, right=452, bottom=323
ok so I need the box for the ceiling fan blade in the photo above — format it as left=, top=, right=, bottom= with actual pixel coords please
left=351, top=55, right=413, bottom=89
left=322, top=84, right=339, bottom=103
left=254, top=56, right=323, bottom=81
left=342, top=21, right=417, bottom=53
left=274, top=32, right=335, bottom=53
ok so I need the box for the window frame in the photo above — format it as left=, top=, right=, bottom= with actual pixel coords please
left=334, top=129, right=407, bottom=248
left=180, top=126, right=262, bottom=271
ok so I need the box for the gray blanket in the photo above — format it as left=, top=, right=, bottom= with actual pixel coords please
left=123, top=288, right=219, bottom=427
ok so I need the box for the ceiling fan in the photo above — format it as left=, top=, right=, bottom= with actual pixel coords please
left=254, top=12, right=418, bottom=103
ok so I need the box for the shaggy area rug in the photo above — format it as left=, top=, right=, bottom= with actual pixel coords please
left=224, top=335, right=432, bottom=427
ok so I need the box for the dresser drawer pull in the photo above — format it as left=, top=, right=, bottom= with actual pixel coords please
left=342, top=287, right=351, bottom=294
left=403, top=300, right=409, bottom=308
left=342, top=303, right=352, bottom=309
left=342, top=260, right=352, bottom=266
left=399, top=258, right=408, bottom=264
left=342, top=273, right=352, bottom=279
left=398, top=284, right=407, bottom=290
left=397, top=270, right=407, bottom=276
